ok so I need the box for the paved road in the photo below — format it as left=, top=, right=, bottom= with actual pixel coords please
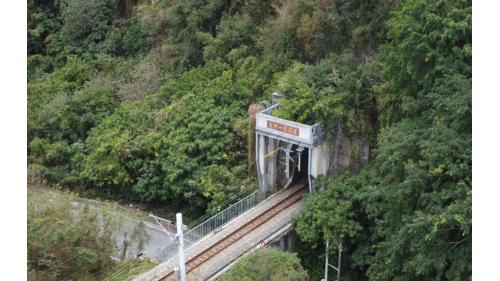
left=113, top=218, right=175, bottom=262
left=70, top=198, right=176, bottom=263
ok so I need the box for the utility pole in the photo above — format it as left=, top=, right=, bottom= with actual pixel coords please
left=336, top=242, right=342, bottom=281
left=175, top=213, right=186, bottom=281
left=322, top=240, right=342, bottom=281
left=324, top=241, right=329, bottom=281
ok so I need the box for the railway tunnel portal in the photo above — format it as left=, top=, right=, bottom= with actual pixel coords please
left=255, top=93, right=330, bottom=198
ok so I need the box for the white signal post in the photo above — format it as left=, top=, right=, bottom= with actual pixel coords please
left=176, top=213, right=186, bottom=281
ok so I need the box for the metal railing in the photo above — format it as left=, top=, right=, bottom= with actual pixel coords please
left=157, top=190, right=259, bottom=262
left=185, top=191, right=258, bottom=241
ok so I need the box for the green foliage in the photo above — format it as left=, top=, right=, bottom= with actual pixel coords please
left=28, top=59, right=119, bottom=184
left=28, top=2, right=61, bottom=57
left=78, top=63, right=256, bottom=216
left=273, top=52, right=382, bottom=140
left=295, top=1, right=471, bottom=280
left=28, top=56, right=94, bottom=142
left=253, top=0, right=396, bottom=63
left=79, top=102, right=155, bottom=192
left=239, top=0, right=275, bottom=24
left=28, top=54, right=54, bottom=80
left=28, top=184, right=153, bottom=281
left=381, top=0, right=471, bottom=124
left=366, top=119, right=471, bottom=281
left=60, top=0, right=118, bottom=45
left=202, top=15, right=256, bottom=62
left=255, top=1, right=298, bottom=63
left=28, top=189, right=118, bottom=280
left=295, top=173, right=375, bottom=281
left=296, top=176, right=364, bottom=247
left=31, top=79, right=118, bottom=144
left=101, top=258, right=156, bottom=281
left=219, top=248, right=308, bottom=281
left=27, top=0, right=471, bottom=279
left=121, top=17, right=151, bottom=56
left=334, top=0, right=395, bottom=55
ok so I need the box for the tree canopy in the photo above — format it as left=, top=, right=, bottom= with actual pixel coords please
left=218, top=248, right=308, bottom=281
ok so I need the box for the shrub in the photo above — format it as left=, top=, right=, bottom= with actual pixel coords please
left=219, top=248, right=308, bottom=281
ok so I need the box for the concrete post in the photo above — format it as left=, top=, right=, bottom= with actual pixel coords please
left=176, top=213, right=186, bottom=281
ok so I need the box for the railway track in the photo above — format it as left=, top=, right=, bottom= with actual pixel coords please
left=159, top=184, right=307, bottom=281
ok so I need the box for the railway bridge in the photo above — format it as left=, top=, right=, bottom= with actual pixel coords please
left=134, top=95, right=330, bottom=281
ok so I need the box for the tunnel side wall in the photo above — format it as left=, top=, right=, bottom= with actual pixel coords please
left=311, top=142, right=331, bottom=178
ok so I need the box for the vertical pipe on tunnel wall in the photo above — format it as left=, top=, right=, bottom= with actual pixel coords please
left=308, top=147, right=313, bottom=193
left=255, top=132, right=260, bottom=183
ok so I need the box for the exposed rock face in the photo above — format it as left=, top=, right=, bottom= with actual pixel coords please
left=328, top=124, right=370, bottom=176
left=248, top=104, right=265, bottom=178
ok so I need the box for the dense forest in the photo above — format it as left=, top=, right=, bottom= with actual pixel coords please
left=28, top=0, right=471, bottom=280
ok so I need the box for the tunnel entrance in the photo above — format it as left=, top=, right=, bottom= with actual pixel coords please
left=255, top=96, right=329, bottom=200
left=274, top=142, right=308, bottom=190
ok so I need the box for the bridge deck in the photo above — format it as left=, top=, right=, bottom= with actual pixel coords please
left=196, top=199, right=304, bottom=280
left=133, top=182, right=306, bottom=281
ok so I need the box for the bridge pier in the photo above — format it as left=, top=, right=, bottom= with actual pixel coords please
left=287, top=231, right=296, bottom=252
left=279, top=235, right=287, bottom=251
left=276, top=231, right=297, bottom=252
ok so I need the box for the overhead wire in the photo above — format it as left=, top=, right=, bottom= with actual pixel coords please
left=101, top=258, right=143, bottom=281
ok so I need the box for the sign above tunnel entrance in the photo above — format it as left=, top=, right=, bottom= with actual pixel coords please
left=256, top=107, right=323, bottom=147
left=267, top=120, right=299, bottom=136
